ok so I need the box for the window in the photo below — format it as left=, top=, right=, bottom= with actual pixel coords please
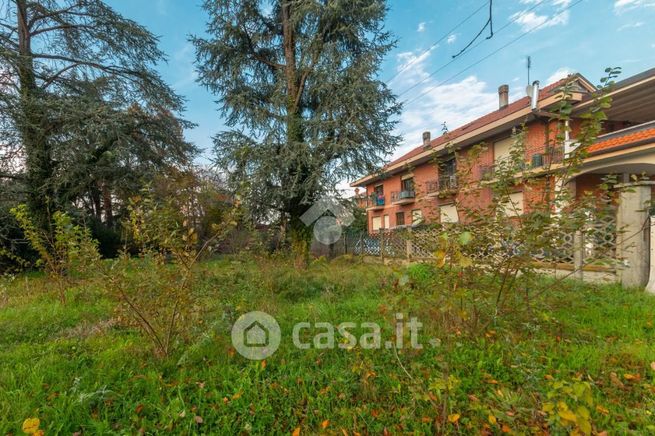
left=401, top=177, right=414, bottom=192
left=383, top=215, right=390, bottom=229
left=371, top=216, right=382, bottom=231
left=502, top=192, right=524, bottom=217
left=439, top=158, right=458, bottom=190
left=396, top=212, right=405, bottom=226
left=440, top=158, right=457, bottom=177
left=411, top=209, right=423, bottom=224
left=440, top=204, right=459, bottom=223
left=494, top=137, right=514, bottom=163
left=372, top=184, right=385, bottom=206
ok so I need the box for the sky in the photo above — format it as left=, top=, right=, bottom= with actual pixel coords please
left=105, top=0, right=655, bottom=186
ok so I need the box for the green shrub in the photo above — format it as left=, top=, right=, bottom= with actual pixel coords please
left=10, top=205, right=100, bottom=303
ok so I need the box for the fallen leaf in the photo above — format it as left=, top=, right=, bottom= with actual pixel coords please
left=651, top=361, right=655, bottom=371
left=610, top=372, right=625, bottom=388
left=448, top=413, right=460, bottom=424
left=488, top=415, right=497, bottom=425
left=558, top=409, right=577, bottom=423
left=22, top=418, right=40, bottom=435
left=194, top=416, right=203, bottom=424
left=261, top=360, right=267, bottom=370
left=232, top=391, right=242, bottom=400
left=135, top=404, right=144, bottom=415
left=623, top=373, right=640, bottom=381
left=292, top=427, right=301, bottom=436
left=321, top=420, right=330, bottom=429
left=501, top=424, right=511, bottom=433
left=421, top=417, right=432, bottom=423
left=596, top=405, right=609, bottom=415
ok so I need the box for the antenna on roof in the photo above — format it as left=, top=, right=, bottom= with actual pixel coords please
left=526, top=56, right=532, bottom=86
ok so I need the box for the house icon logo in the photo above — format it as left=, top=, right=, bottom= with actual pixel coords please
left=301, top=197, right=355, bottom=245
left=231, top=311, right=281, bottom=360
left=244, top=320, right=268, bottom=347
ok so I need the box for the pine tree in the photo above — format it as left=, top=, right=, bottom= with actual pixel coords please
left=0, top=0, right=194, bottom=230
left=193, top=0, right=400, bottom=245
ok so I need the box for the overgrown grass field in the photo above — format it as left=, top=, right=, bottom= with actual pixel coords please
left=1, top=256, right=654, bottom=434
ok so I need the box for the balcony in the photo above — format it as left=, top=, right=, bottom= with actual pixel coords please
left=426, top=175, right=458, bottom=195
left=438, top=174, right=458, bottom=192
left=481, top=149, right=565, bottom=180
left=391, top=190, right=416, bottom=205
left=366, top=193, right=386, bottom=210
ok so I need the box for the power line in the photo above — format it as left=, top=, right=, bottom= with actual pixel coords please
left=394, top=0, right=549, bottom=99
left=452, top=0, right=494, bottom=59
left=385, top=1, right=489, bottom=85
left=400, top=0, right=582, bottom=108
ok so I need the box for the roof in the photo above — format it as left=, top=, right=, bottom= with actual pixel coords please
left=589, top=123, right=655, bottom=155
left=352, top=73, right=595, bottom=187
left=386, top=76, right=584, bottom=168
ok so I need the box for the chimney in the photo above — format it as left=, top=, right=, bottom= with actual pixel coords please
left=529, top=80, right=540, bottom=111
left=498, top=84, right=509, bottom=109
left=422, top=131, right=431, bottom=147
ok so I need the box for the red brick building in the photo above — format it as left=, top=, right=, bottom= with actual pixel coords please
left=352, top=68, right=655, bottom=232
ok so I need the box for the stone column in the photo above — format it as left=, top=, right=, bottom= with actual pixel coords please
left=616, top=181, right=654, bottom=288
left=645, top=215, right=655, bottom=294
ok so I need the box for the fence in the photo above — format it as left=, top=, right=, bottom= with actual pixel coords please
left=314, top=212, right=620, bottom=276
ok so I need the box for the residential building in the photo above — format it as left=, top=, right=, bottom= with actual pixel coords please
left=352, top=67, right=655, bottom=232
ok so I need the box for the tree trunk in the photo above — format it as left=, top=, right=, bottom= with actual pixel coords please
left=17, top=0, right=55, bottom=231
left=102, top=182, right=114, bottom=226
left=281, top=1, right=312, bottom=257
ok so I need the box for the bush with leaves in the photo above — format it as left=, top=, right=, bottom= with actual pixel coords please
left=10, top=204, right=100, bottom=302
left=106, top=195, right=235, bottom=357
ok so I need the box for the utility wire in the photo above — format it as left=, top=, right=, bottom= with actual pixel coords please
left=400, top=0, right=584, bottom=109
left=395, top=0, right=549, bottom=99
left=452, top=0, right=494, bottom=59
left=385, top=1, right=489, bottom=85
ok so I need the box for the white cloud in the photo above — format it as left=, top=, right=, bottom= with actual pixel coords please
left=618, top=21, right=644, bottom=30
left=447, top=34, right=457, bottom=44
left=511, top=10, right=570, bottom=32
left=393, top=76, right=503, bottom=159
left=512, top=0, right=571, bottom=32
left=615, top=0, right=655, bottom=12
left=393, top=47, right=436, bottom=83
left=417, top=22, right=426, bottom=32
left=546, top=67, right=574, bottom=84
left=390, top=46, right=525, bottom=160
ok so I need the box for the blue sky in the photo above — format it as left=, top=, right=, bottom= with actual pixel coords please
left=106, top=0, right=655, bottom=179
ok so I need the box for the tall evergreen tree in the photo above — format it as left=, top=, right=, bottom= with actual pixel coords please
left=193, top=0, right=400, bottom=244
left=0, top=0, right=195, bottom=230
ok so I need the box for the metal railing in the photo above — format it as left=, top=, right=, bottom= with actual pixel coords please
left=367, top=193, right=385, bottom=208
left=391, top=190, right=416, bottom=202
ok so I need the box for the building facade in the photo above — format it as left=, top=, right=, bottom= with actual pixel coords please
left=352, top=68, right=655, bottom=233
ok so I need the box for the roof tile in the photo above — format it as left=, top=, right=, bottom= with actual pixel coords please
left=588, top=127, right=655, bottom=154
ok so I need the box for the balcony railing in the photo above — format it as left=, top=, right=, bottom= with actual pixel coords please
left=481, top=149, right=565, bottom=180
left=425, top=175, right=458, bottom=194
left=367, top=193, right=385, bottom=209
left=438, top=174, right=458, bottom=191
left=391, top=190, right=416, bottom=203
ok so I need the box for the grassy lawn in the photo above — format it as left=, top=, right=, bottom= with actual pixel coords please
left=1, top=255, right=654, bottom=434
